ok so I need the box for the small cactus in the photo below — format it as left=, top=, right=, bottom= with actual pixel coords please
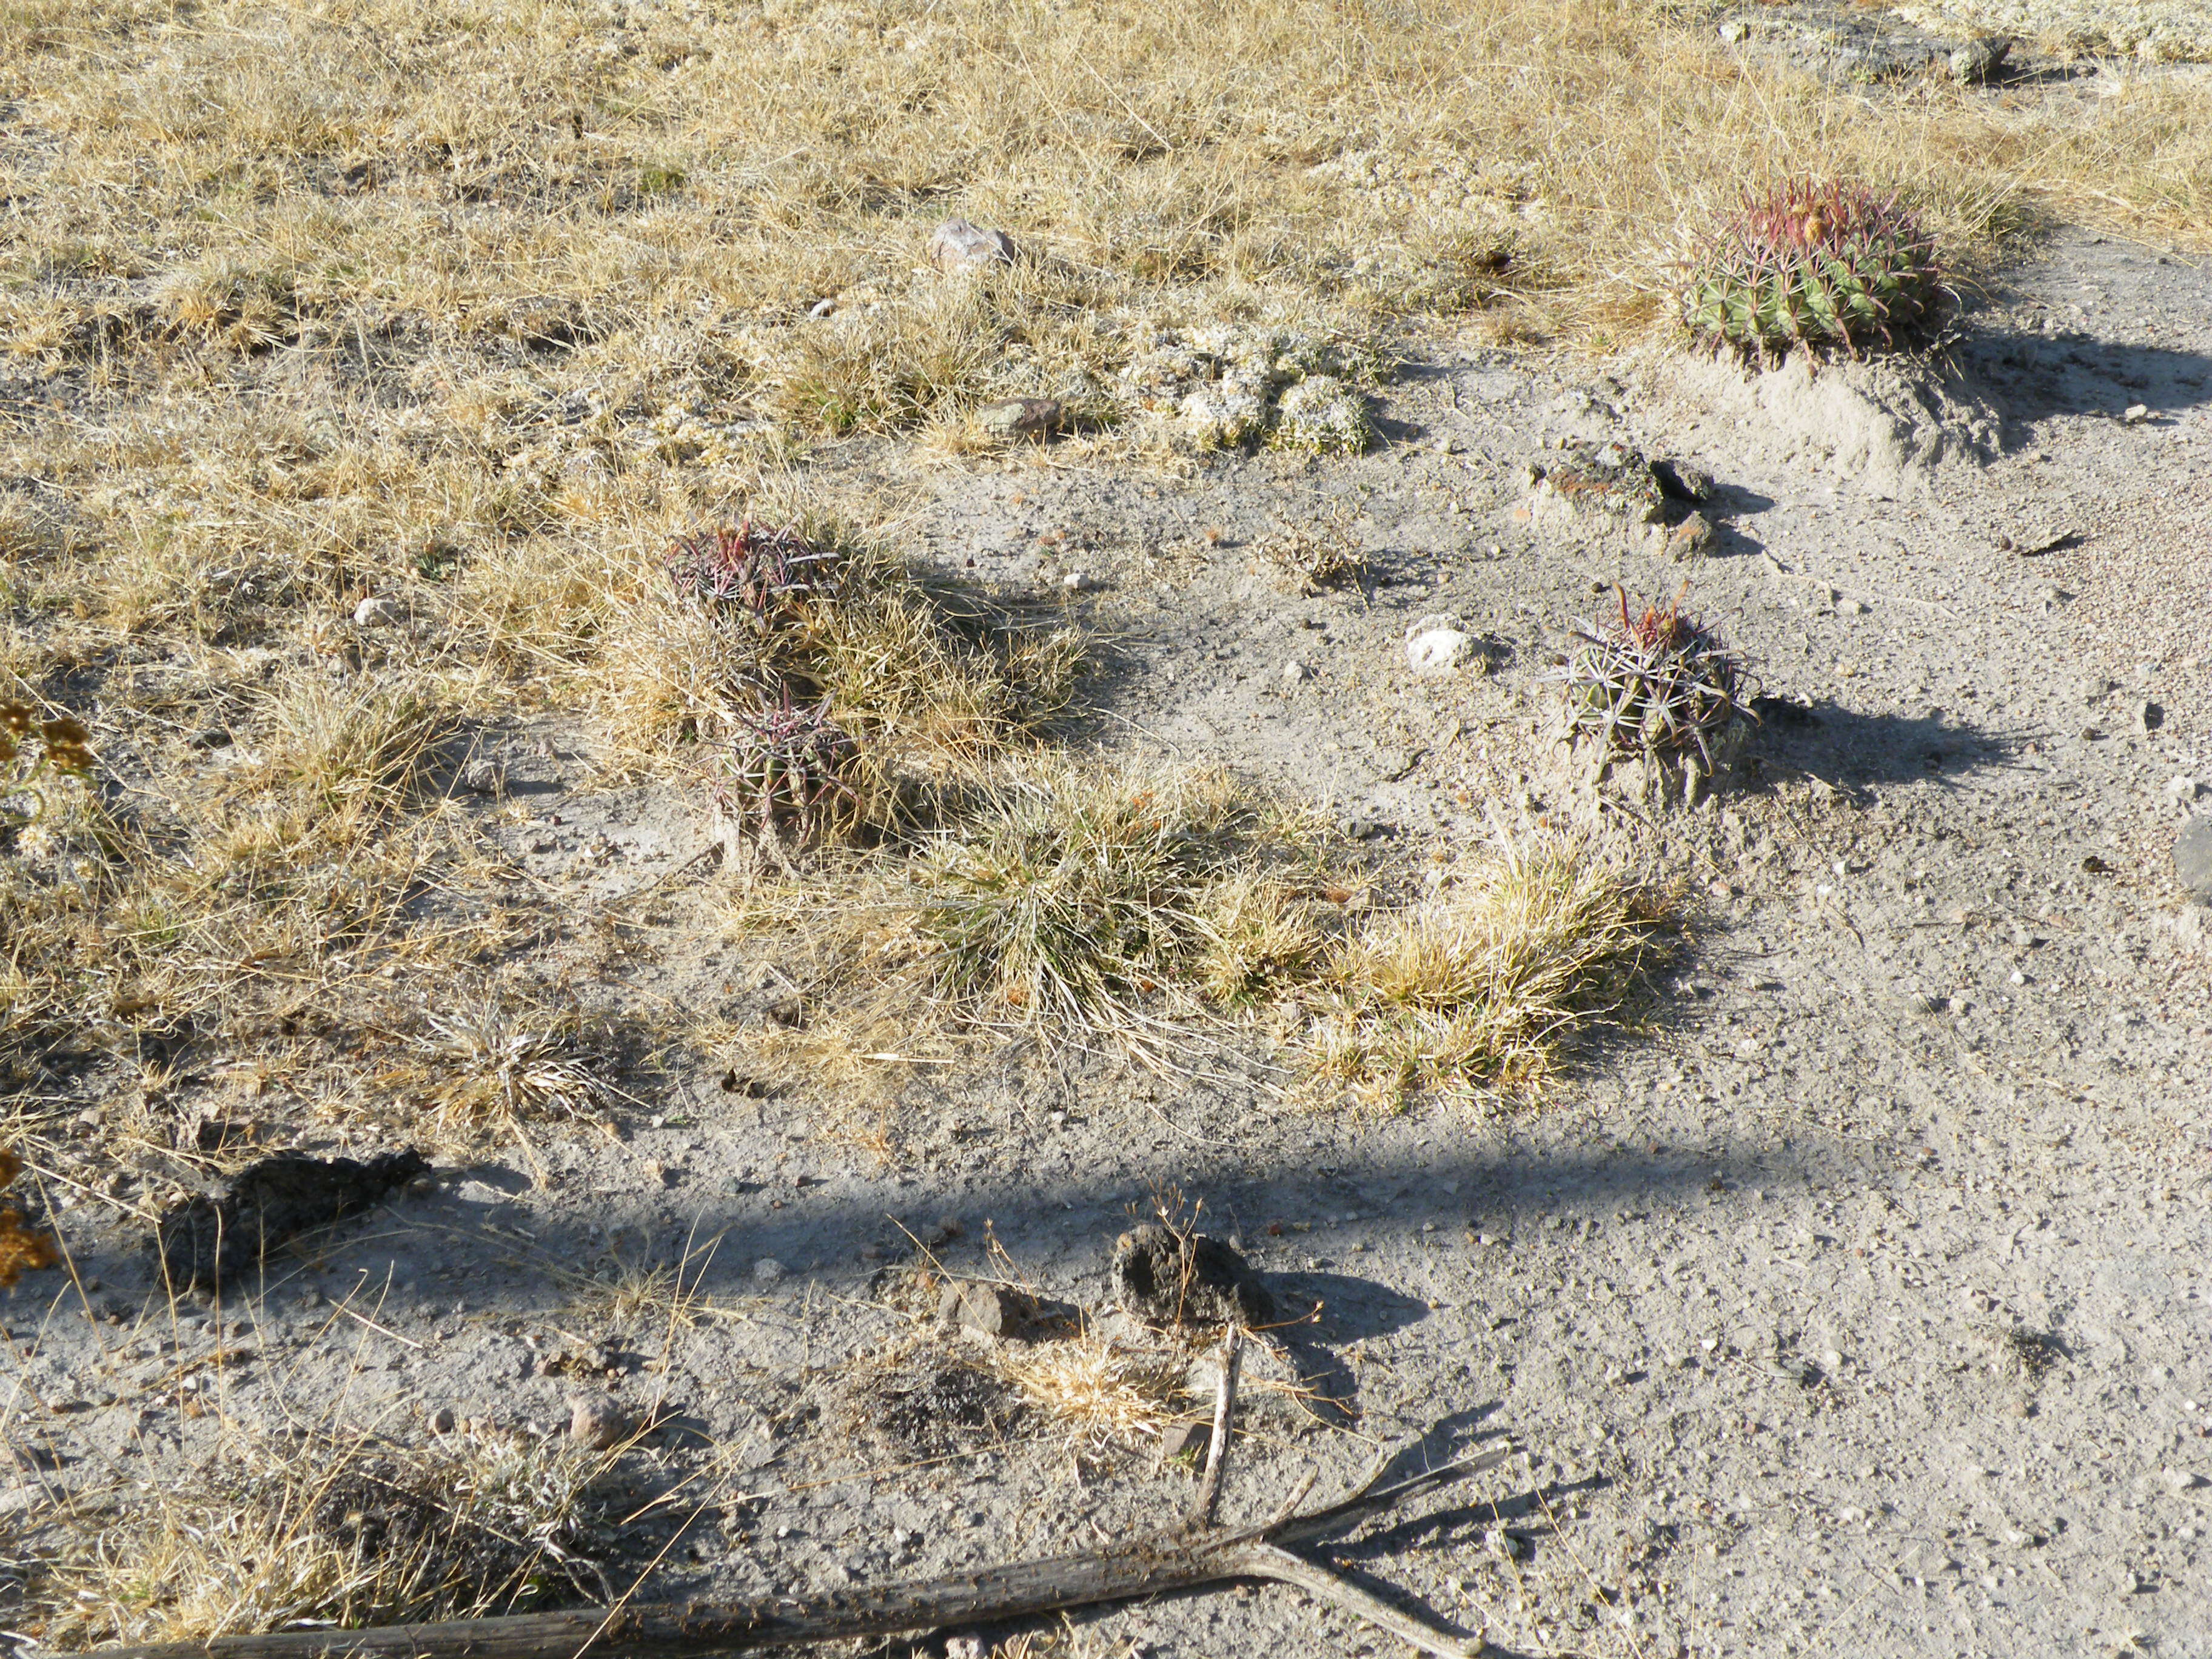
left=1680, top=179, right=1947, bottom=357
left=718, top=690, right=859, bottom=841
left=665, top=519, right=841, bottom=627
left=1563, top=588, right=1746, bottom=769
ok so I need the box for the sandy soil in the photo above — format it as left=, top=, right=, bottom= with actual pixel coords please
left=8, top=227, right=2212, bottom=1659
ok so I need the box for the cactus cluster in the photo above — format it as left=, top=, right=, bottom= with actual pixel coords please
left=1563, top=588, right=1746, bottom=769
left=717, top=689, right=859, bottom=840
left=666, top=518, right=842, bottom=627
left=1680, top=180, right=1946, bottom=357
left=666, top=520, right=859, bottom=840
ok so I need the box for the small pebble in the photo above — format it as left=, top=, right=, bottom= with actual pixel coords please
left=426, top=1406, right=457, bottom=1434
left=752, top=1257, right=786, bottom=1284
left=354, top=595, right=406, bottom=628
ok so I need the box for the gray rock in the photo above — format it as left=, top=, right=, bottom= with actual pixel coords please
left=1949, top=35, right=2010, bottom=84
left=568, top=1394, right=629, bottom=1450
left=458, top=757, right=506, bottom=796
left=752, top=1256, right=786, bottom=1284
left=1666, top=511, right=1719, bottom=561
left=426, top=1405, right=457, bottom=1434
left=354, top=595, right=406, bottom=628
left=2177, top=817, right=2212, bottom=902
left=937, top=1279, right=1041, bottom=1340
left=928, top=218, right=1017, bottom=272
left=977, top=397, right=1060, bottom=438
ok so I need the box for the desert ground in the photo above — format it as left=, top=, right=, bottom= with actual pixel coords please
left=5, top=2, right=2212, bottom=1657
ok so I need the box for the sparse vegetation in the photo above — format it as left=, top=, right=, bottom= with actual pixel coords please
left=908, top=763, right=1318, bottom=1045
left=33, top=1427, right=612, bottom=1646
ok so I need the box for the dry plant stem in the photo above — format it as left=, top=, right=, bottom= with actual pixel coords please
left=1193, top=1327, right=1242, bottom=1526
left=95, top=1387, right=1510, bottom=1659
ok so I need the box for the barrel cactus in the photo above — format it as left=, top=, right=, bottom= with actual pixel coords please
left=1680, top=180, right=1947, bottom=357
left=1563, top=588, right=1746, bottom=769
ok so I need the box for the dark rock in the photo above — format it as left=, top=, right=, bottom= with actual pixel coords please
left=1521, top=441, right=1665, bottom=526
left=1111, top=1224, right=1274, bottom=1330
left=1949, top=35, right=2011, bottom=84
left=2176, top=817, right=2212, bottom=902
left=1652, top=458, right=1714, bottom=503
left=158, top=1148, right=429, bottom=1294
left=1666, top=511, right=1719, bottom=560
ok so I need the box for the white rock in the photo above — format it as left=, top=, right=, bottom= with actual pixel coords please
left=927, top=218, right=1017, bottom=272
left=2164, top=1466, right=2204, bottom=1493
left=2123, top=403, right=2151, bottom=424
left=1405, top=614, right=1473, bottom=677
left=1061, top=569, right=1093, bottom=592
left=2166, top=776, right=2200, bottom=808
left=354, top=595, right=406, bottom=628
left=1282, top=659, right=1312, bottom=685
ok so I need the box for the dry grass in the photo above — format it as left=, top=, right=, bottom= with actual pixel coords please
left=1310, top=833, right=1667, bottom=1108
left=28, top=1426, right=612, bottom=1647
left=987, top=1333, right=1198, bottom=1458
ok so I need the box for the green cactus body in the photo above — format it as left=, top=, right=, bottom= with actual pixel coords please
left=1681, top=180, right=1946, bottom=356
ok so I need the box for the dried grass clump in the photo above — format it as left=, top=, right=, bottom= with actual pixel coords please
left=911, top=762, right=1312, bottom=1042
left=988, top=1333, right=1196, bottom=1456
left=406, top=999, right=615, bottom=1146
left=247, top=677, right=453, bottom=818
left=1, top=700, right=93, bottom=833
left=35, top=1427, right=611, bottom=1647
left=1310, top=834, right=1664, bottom=1107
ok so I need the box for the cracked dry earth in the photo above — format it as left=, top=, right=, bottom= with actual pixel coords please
left=11, top=229, right=2212, bottom=1659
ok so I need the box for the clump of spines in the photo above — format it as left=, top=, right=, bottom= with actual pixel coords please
left=719, top=689, right=859, bottom=842
left=666, top=520, right=860, bottom=842
left=1680, top=179, right=1946, bottom=357
left=1563, top=587, right=1745, bottom=768
left=665, top=519, right=842, bottom=628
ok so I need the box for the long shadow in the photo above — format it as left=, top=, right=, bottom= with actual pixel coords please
left=1742, top=699, right=2027, bottom=794
left=1952, top=326, right=2212, bottom=426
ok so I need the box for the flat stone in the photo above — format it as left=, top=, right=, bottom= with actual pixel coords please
left=937, top=1279, right=1042, bottom=1340
left=977, top=396, right=1061, bottom=437
left=2177, top=817, right=2212, bottom=902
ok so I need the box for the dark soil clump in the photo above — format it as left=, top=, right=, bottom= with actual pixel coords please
left=157, top=1147, right=429, bottom=1293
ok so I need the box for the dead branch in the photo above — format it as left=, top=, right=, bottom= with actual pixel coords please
left=87, top=1351, right=1509, bottom=1659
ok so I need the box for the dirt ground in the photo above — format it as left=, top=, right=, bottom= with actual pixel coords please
left=8, top=207, right=2210, bottom=1659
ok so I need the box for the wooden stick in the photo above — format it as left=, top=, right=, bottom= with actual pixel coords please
left=1192, top=1327, right=1242, bottom=1526
left=87, top=1375, right=1512, bottom=1659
